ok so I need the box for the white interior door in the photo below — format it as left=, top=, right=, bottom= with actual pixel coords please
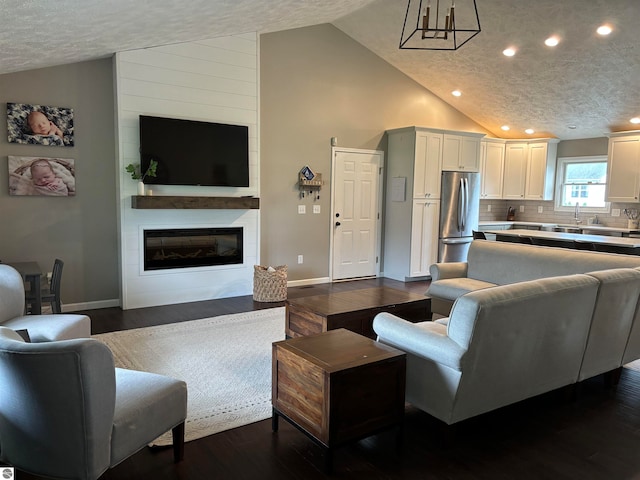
left=331, top=147, right=383, bottom=281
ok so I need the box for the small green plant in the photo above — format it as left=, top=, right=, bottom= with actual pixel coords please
left=126, top=159, right=158, bottom=182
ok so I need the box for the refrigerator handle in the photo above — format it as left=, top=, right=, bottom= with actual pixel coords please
left=458, top=178, right=465, bottom=231
left=462, top=178, right=468, bottom=230
left=442, top=237, right=472, bottom=245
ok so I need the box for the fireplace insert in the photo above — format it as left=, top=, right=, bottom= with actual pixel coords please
left=143, top=227, right=243, bottom=271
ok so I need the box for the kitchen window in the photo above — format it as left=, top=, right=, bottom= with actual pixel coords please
left=554, top=156, right=610, bottom=213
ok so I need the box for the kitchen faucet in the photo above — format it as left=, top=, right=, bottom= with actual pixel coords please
left=574, top=202, right=582, bottom=224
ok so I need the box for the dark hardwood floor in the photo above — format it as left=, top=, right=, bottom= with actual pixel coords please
left=19, top=278, right=640, bottom=479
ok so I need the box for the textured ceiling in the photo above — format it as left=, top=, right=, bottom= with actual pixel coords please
left=335, top=0, right=640, bottom=140
left=1, top=0, right=638, bottom=141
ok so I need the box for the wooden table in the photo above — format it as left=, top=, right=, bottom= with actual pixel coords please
left=8, top=262, right=42, bottom=314
left=272, top=328, right=406, bottom=473
left=285, top=287, right=431, bottom=339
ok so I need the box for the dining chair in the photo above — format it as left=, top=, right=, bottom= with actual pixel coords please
left=26, top=258, right=63, bottom=314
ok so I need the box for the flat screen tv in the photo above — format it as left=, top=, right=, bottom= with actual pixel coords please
left=139, top=115, right=249, bottom=187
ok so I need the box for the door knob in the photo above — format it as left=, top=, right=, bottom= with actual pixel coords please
left=335, top=222, right=341, bottom=226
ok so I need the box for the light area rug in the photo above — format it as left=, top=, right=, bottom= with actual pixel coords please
left=93, top=307, right=285, bottom=446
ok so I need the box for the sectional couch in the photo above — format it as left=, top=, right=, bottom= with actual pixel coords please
left=373, top=267, right=640, bottom=425
left=427, top=239, right=640, bottom=317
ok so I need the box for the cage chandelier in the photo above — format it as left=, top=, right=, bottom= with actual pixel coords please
left=400, top=0, right=481, bottom=51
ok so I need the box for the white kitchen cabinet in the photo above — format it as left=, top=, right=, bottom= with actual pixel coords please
left=383, top=126, right=484, bottom=280
left=502, top=142, right=528, bottom=199
left=525, top=141, right=558, bottom=200
left=606, top=132, right=640, bottom=202
left=502, top=140, right=558, bottom=200
left=383, top=127, right=442, bottom=281
left=413, top=131, right=443, bottom=199
left=409, top=200, right=440, bottom=277
left=442, top=133, right=483, bottom=172
left=480, top=139, right=505, bottom=199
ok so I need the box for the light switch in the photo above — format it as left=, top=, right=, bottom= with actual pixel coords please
left=313, top=205, right=321, bottom=214
left=519, top=205, right=525, bottom=213
left=538, top=206, right=544, bottom=213
left=298, top=205, right=306, bottom=214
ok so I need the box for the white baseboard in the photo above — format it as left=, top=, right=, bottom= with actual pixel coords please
left=61, top=299, right=121, bottom=313
left=286, top=277, right=331, bottom=288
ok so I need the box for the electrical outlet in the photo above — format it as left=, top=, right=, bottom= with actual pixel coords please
left=519, top=205, right=525, bottom=213
left=313, top=205, right=321, bottom=214
left=297, top=255, right=304, bottom=264
left=298, top=205, right=306, bottom=214
left=612, top=208, right=621, bottom=217
left=487, top=204, right=492, bottom=212
left=538, top=206, right=544, bottom=214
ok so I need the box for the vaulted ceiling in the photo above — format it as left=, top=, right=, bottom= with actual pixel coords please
left=2, top=0, right=638, bottom=141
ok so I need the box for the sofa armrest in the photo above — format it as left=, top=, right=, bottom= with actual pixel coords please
left=429, top=262, right=468, bottom=281
left=373, top=312, right=466, bottom=371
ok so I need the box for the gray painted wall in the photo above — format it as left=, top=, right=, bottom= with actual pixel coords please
left=260, top=24, right=488, bottom=282
left=0, top=59, right=118, bottom=308
left=558, top=137, right=608, bottom=158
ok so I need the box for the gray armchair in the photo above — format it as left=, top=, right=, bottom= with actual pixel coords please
left=0, top=326, right=187, bottom=479
left=0, top=264, right=90, bottom=341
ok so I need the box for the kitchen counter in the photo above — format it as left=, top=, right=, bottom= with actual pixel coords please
left=479, top=221, right=640, bottom=236
left=486, top=229, right=640, bottom=249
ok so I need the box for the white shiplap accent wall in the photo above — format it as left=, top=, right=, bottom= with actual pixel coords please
left=114, top=33, right=260, bottom=309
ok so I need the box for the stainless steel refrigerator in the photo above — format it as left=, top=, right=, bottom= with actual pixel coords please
left=438, top=171, right=480, bottom=262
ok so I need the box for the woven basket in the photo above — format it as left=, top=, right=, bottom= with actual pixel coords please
left=253, top=265, right=288, bottom=302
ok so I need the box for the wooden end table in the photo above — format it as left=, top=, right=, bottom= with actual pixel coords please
left=285, top=286, right=430, bottom=339
left=272, top=328, right=406, bottom=473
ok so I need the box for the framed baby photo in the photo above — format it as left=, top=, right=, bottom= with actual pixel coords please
left=7, top=102, right=74, bottom=147
left=8, top=156, right=76, bottom=197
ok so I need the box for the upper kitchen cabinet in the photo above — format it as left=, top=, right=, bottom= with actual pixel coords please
left=525, top=140, right=558, bottom=200
left=606, top=131, right=640, bottom=203
left=386, top=127, right=443, bottom=200
left=502, top=139, right=558, bottom=200
left=442, top=132, right=485, bottom=172
left=480, top=139, right=505, bottom=199
left=503, top=142, right=528, bottom=199
left=413, top=131, right=443, bottom=199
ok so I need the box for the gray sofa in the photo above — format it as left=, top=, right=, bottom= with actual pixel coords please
left=0, top=264, right=90, bottom=341
left=427, top=240, right=640, bottom=317
left=373, top=268, right=640, bottom=425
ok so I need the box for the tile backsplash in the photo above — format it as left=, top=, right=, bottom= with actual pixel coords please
left=480, top=200, right=639, bottom=228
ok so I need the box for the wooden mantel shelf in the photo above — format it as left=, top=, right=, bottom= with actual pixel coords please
left=131, top=195, right=260, bottom=210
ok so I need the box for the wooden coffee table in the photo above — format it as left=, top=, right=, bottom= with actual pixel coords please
left=272, top=328, right=406, bottom=473
left=285, top=286, right=430, bottom=338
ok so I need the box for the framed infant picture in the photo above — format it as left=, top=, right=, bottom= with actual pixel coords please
left=8, top=156, right=76, bottom=197
left=7, top=102, right=74, bottom=147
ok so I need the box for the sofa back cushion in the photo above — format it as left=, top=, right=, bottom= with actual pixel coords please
left=466, top=240, right=640, bottom=286
left=446, top=274, right=599, bottom=423
left=580, top=268, right=640, bottom=380
left=622, top=266, right=640, bottom=364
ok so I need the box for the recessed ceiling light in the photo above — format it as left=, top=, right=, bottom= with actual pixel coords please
left=503, top=47, right=516, bottom=57
left=525, top=128, right=535, bottom=135
left=597, top=25, right=612, bottom=36
left=631, top=117, right=640, bottom=124
left=501, top=125, right=510, bottom=131
left=544, top=36, right=560, bottom=47
left=452, top=90, right=462, bottom=97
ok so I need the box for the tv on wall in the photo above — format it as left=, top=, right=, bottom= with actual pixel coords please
left=139, top=115, right=250, bottom=187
